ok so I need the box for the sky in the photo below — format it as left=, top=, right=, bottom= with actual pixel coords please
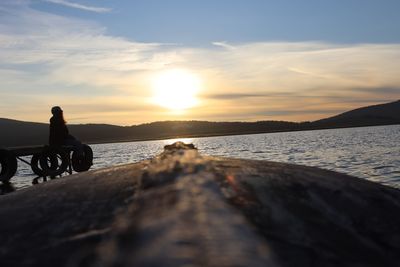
left=0, top=0, right=400, bottom=125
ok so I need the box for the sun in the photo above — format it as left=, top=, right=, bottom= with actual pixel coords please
left=151, top=69, right=201, bottom=111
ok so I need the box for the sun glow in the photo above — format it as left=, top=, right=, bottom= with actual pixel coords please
left=152, top=69, right=201, bottom=111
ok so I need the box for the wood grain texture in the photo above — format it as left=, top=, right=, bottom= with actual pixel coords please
left=0, top=142, right=399, bottom=267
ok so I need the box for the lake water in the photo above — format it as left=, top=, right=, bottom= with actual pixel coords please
left=5, top=125, right=400, bottom=191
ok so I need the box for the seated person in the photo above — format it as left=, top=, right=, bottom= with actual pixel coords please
left=49, top=106, right=83, bottom=154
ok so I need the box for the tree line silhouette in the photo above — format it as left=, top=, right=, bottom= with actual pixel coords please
left=1, top=100, right=399, bottom=147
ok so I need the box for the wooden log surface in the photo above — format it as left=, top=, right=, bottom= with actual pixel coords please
left=0, top=142, right=399, bottom=267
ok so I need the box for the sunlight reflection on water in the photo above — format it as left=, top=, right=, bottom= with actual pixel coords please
left=9, top=125, right=400, bottom=190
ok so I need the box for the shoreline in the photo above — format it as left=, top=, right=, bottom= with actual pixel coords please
left=83, top=123, right=399, bottom=146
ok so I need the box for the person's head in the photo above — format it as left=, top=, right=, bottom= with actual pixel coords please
left=51, top=106, right=62, bottom=115
left=51, top=106, right=66, bottom=122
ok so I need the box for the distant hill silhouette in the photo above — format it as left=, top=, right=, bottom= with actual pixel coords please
left=313, top=100, right=400, bottom=128
left=1, top=100, right=399, bottom=148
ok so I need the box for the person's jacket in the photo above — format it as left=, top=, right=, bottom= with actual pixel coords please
left=49, top=116, right=69, bottom=146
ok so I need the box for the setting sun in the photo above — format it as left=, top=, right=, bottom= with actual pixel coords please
left=151, top=69, right=201, bottom=111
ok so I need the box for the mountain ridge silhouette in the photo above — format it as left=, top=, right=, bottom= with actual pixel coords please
left=1, top=100, right=399, bottom=148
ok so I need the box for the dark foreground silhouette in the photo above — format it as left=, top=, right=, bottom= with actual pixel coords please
left=0, top=106, right=94, bottom=185
left=0, top=142, right=399, bottom=267
left=0, top=182, right=15, bottom=195
left=0, top=145, right=93, bottom=184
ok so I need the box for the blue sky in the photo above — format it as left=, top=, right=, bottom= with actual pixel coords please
left=33, top=0, right=400, bottom=44
left=0, top=0, right=399, bottom=124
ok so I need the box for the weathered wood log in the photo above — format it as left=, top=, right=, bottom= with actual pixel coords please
left=0, top=142, right=399, bottom=267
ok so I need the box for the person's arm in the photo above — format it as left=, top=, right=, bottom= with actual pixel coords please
left=49, top=118, right=55, bottom=145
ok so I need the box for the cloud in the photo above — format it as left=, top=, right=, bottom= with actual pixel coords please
left=183, top=42, right=400, bottom=121
left=42, top=0, right=111, bottom=13
left=202, top=92, right=300, bottom=100
left=0, top=2, right=165, bottom=89
left=350, top=87, right=400, bottom=95
left=212, top=42, right=235, bottom=50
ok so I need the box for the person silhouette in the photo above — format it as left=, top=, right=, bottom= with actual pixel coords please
left=49, top=106, right=83, bottom=154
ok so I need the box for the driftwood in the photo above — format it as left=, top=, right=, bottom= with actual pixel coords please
left=0, top=142, right=399, bottom=267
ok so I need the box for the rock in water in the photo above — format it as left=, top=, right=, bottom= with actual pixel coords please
left=0, top=142, right=399, bottom=267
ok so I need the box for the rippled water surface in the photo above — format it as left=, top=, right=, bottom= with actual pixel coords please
left=7, top=125, right=400, bottom=191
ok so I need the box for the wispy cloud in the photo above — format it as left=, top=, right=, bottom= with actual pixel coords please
left=212, top=42, right=235, bottom=50
left=43, top=0, right=111, bottom=13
